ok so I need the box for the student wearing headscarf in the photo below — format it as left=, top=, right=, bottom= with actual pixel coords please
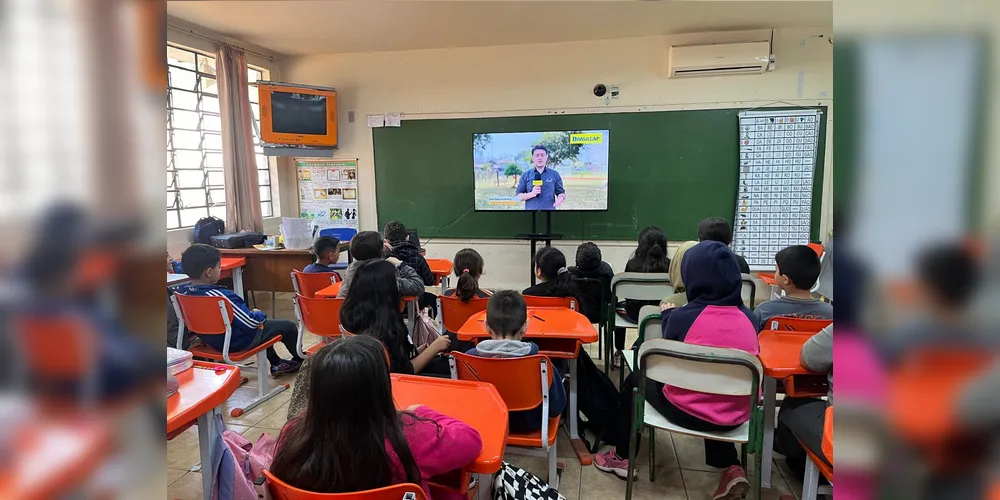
left=660, top=240, right=698, bottom=307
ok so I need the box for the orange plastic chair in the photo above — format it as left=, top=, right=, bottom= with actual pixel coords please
left=449, top=352, right=561, bottom=488
left=807, top=242, right=825, bottom=257
left=14, top=314, right=100, bottom=409
left=171, top=293, right=288, bottom=417
left=798, top=405, right=833, bottom=500
left=436, top=295, right=490, bottom=335
left=763, top=316, right=832, bottom=333
left=293, top=293, right=345, bottom=357
left=262, top=470, right=427, bottom=500
left=522, top=295, right=577, bottom=311
left=291, top=270, right=340, bottom=299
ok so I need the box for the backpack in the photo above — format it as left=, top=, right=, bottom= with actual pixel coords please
left=492, top=462, right=565, bottom=500
left=572, top=350, right=621, bottom=453
left=193, top=216, right=225, bottom=245
left=411, top=307, right=441, bottom=349
left=212, top=419, right=278, bottom=500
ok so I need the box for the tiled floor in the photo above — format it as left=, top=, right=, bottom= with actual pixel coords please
left=168, top=293, right=805, bottom=500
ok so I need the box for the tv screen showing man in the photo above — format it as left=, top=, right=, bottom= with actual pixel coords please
left=472, top=130, right=609, bottom=211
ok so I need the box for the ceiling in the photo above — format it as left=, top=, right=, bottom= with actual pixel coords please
left=167, top=1, right=832, bottom=56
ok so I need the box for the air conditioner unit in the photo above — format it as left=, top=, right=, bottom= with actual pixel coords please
left=668, top=41, right=771, bottom=78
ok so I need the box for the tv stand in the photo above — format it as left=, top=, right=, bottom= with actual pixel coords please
left=515, top=211, right=562, bottom=286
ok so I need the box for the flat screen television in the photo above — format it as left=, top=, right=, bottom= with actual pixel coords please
left=258, top=82, right=338, bottom=147
left=473, top=130, right=610, bottom=211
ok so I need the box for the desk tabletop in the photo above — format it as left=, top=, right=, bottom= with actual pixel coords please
left=0, top=419, right=111, bottom=500
left=391, top=374, right=508, bottom=474
left=757, top=272, right=776, bottom=285
left=426, top=259, right=453, bottom=277
left=316, top=282, right=342, bottom=297
left=456, top=307, right=598, bottom=343
left=757, top=330, right=817, bottom=378
left=167, top=361, right=242, bottom=434
left=221, top=256, right=246, bottom=269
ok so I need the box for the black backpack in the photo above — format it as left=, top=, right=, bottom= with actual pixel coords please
left=193, top=216, right=225, bottom=245
left=572, top=350, right=622, bottom=452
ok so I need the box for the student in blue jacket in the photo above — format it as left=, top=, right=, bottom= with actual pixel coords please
left=466, top=290, right=566, bottom=433
left=176, top=244, right=303, bottom=375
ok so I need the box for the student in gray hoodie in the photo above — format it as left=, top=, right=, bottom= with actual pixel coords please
left=466, top=290, right=567, bottom=433
left=336, top=231, right=423, bottom=299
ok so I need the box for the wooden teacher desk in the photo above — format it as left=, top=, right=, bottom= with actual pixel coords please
left=219, top=248, right=314, bottom=294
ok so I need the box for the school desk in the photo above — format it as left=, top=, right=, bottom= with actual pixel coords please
left=167, top=361, right=242, bottom=500
left=0, top=419, right=111, bottom=500
left=757, top=272, right=782, bottom=301
left=219, top=249, right=313, bottom=315
left=757, top=329, right=825, bottom=488
left=426, top=258, right=454, bottom=294
left=316, top=283, right=420, bottom=336
left=391, top=374, right=508, bottom=500
left=457, top=306, right=599, bottom=465
left=166, top=256, right=247, bottom=298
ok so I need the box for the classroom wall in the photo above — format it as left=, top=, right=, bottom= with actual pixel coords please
left=280, top=28, right=834, bottom=290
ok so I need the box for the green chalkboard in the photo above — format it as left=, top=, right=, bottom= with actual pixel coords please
left=373, top=107, right=826, bottom=241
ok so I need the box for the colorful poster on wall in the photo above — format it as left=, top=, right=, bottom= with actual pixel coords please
left=295, top=158, right=360, bottom=231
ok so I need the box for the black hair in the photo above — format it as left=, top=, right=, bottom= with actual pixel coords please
left=486, top=290, right=527, bottom=338
left=181, top=243, right=221, bottom=279
left=340, top=259, right=414, bottom=371
left=383, top=220, right=408, bottom=244
left=531, top=145, right=548, bottom=155
left=269, top=335, right=422, bottom=493
left=774, top=245, right=822, bottom=291
left=916, top=242, right=979, bottom=307
left=534, top=247, right=583, bottom=303
left=350, top=231, right=384, bottom=261
left=453, top=248, right=484, bottom=303
left=313, top=236, right=340, bottom=260
left=632, top=226, right=669, bottom=273
left=698, top=217, right=733, bottom=246
left=575, top=242, right=603, bottom=272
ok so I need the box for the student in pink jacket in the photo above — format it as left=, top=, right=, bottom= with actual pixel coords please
left=270, top=335, right=483, bottom=500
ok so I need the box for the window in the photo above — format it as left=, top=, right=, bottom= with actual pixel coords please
left=167, top=44, right=273, bottom=229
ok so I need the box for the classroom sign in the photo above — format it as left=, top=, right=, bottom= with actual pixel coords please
left=295, top=158, right=360, bottom=231
left=732, top=109, right=821, bottom=269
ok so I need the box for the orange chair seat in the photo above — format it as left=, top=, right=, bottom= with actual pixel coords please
left=506, top=416, right=561, bottom=448
left=188, top=336, right=282, bottom=362
left=802, top=439, right=833, bottom=483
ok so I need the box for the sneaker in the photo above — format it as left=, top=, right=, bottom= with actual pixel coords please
left=269, top=359, right=302, bottom=376
left=611, top=350, right=623, bottom=370
left=712, top=465, right=750, bottom=500
left=593, top=449, right=636, bottom=480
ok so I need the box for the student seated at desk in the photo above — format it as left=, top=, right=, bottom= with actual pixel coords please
left=754, top=244, right=832, bottom=330
left=569, top=242, right=614, bottom=324
left=341, top=259, right=452, bottom=376
left=611, top=226, right=670, bottom=368
left=271, top=335, right=482, bottom=500
left=774, top=323, right=832, bottom=481
left=302, top=236, right=342, bottom=274
left=176, top=244, right=303, bottom=375
left=698, top=217, right=751, bottom=274
left=522, top=246, right=584, bottom=308
left=443, top=248, right=493, bottom=301
left=338, top=231, right=423, bottom=299
left=384, top=220, right=434, bottom=285
left=466, top=291, right=566, bottom=433
left=660, top=240, right=697, bottom=308
left=595, top=241, right=759, bottom=499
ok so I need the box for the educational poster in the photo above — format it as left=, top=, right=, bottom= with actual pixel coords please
left=731, top=109, right=822, bottom=269
left=295, top=159, right=360, bottom=230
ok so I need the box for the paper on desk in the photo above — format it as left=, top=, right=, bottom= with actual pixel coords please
left=385, top=112, right=402, bottom=127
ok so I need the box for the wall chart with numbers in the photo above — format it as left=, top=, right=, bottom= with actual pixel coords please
left=732, top=109, right=822, bottom=270
left=295, top=158, right=360, bottom=231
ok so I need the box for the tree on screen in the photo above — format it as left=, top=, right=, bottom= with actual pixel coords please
left=473, top=133, right=492, bottom=153
left=538, top=131, right=584, bottom=167
left=503, top=163, right=523, bottom=186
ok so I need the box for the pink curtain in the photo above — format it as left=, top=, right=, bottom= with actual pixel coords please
left=216, top=43, right=262, bottom=232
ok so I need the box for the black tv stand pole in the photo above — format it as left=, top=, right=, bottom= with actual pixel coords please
left=515, top=211, right=563, bottom=286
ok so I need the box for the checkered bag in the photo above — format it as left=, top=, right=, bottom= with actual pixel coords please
left=492, top=462, right=565, bottom=500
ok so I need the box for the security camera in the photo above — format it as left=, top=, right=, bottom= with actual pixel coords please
left=593, top=84, right=607, bottom=97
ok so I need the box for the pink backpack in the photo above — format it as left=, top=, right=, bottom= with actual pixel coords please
left=212, top=420, right=277, bottom=500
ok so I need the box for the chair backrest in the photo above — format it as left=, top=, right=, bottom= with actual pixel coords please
left=437, top=295, right=490, bottom=333
left=263, top=470, right=427, bottom=500
left=173, top=293, right=233, bottom=335
left=522, top=295, right=576, bottom=310
left=611, top=272, right=673, bottom=301
left=295, top=294, right=345, bottom=338
left=291, top=270, right=339, bottom=299
left=638, top=338, right=763, bottom=396
left=572, top=276, right=608, bottom=322
left=764, top=316, right=832, bottom=333
left=450, top=352, right=551, bottom=411
left=15, top=314, right=97, bottom=377
left=739, top=273, right=757, bottom=309
left=637, top=305, right=662, bottom=346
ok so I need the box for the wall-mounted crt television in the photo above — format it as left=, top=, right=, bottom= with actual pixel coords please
left=258, top=82, right=338, bottom=147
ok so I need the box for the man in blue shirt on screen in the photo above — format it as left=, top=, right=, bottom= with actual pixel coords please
left=515, top=145, right=566, bottom=210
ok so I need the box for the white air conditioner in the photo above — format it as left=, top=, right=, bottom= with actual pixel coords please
left=668, top=41, right=771, bottom=78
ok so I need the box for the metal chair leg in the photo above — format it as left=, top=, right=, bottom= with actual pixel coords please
left=801, top=457, right=820, bottom=500
left=547, top=441, right=560, bottom=491
left=648, top=428, right=656, bottom=482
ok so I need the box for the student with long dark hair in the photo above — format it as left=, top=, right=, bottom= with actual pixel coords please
left=522, top=246, right=583, bottom=309
left=444, top=248, right=492, bottom=302
left=340, top=259, right=451, bottom=376
left=270, top=335, right=482, bottom=499
left=611, top=226, right=671, bottom=367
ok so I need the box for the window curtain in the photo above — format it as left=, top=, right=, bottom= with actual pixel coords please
left=216, top=43, right=262, bottom=232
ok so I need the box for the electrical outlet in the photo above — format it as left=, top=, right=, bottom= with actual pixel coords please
left=348, top=111, right=355, bottom=123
